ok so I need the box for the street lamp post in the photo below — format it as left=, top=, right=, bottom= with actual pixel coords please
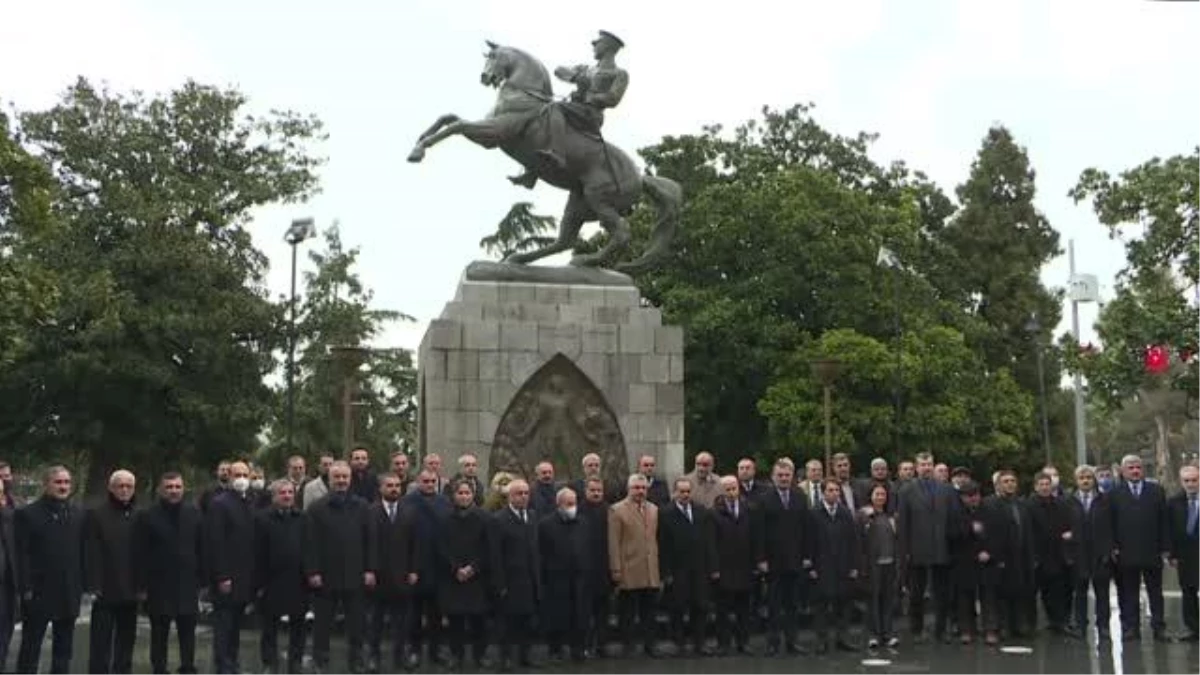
left=1025, top=315, right=1052, bottom=466
left=810, top=357, right=843, bottom=471
left=329, top=345, right=369, bottom=457
left=284, top=218, right=316, bottom=456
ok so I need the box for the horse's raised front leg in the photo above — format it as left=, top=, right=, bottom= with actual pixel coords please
left=407, top=114, right=461, bottom=163
left=505, top=191, right=590, bottom=265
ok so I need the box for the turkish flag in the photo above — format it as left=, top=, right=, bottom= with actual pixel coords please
left=1145, top=344, right=1170, bottom=374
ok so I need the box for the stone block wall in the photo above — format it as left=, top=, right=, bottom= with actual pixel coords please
left=417, top=277, right=685, bottom=481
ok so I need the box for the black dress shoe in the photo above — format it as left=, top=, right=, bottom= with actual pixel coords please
left=736, top=643, right=753, bottom=656
left=813, top=643, right=829, bottom=655
left=1181, top=632, right=1200, bottom=643
left=765, top=644, right=780, bottom=657
left=836, top=639, right=860, bottom=653
left=786, top=641, right=809, bottom=655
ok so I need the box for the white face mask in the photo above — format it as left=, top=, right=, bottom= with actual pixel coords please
left=562, top=506, right=577, bottom=519
left=231, top=477, right=250, bottom=493
left=250, top=479, right=265, bottom=490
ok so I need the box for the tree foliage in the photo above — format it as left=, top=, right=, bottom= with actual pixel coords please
left=0, top=78, right=325, bottom=493
left=615, top=104, right=1037, bottom=471
left=479, top=201, right=556, bottom=260
left=263, top=226, right=417, bottom=471
left=1065, top=149, right=1199, bottom=482
left=758, top=327, right=1031, bottom=474
left=0, top=112, right=59, bottom=367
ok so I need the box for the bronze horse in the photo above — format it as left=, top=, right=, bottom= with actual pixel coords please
left=407, top=42, right=682, bottom=273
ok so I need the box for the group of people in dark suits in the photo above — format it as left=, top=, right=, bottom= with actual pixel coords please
left=0, top=447, right=1195, bottom=674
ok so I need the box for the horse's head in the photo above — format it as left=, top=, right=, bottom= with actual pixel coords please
left=480, top=41, right=551, bottom=97
left=481, top=40, right=509, bottom=88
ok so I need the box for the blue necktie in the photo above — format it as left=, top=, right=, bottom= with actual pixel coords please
left=1188, top=496, right=1198, bottom=537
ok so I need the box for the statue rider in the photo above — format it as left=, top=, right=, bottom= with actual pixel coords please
left=510, top=30, right=629, bottom=189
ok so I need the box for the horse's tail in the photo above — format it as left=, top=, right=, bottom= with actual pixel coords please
left=617, top=174, right=683, bottom=275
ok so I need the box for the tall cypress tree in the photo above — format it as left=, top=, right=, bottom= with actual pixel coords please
left=941, top=126, right=1062, bottom=395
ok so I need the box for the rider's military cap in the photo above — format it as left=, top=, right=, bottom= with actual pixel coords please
left=595, top=30, right=625, bottom=48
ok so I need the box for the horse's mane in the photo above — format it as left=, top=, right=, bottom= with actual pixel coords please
left=500, top=45, right=553, bottom=96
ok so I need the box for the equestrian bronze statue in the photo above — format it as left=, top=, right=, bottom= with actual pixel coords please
left=407, top=31, right=682, bottom=274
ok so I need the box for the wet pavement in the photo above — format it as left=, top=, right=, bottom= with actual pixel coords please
left=12, top=595, right=1198, bottom=673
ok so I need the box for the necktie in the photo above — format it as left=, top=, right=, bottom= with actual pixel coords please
left=1132, top=482, right=1141, bottom=498
left=388, top=503, right=396, bottom=522
left=1082, top=493, right=1091, bottom=514
left=780, top=490, right=790, bottom=509
left=732, top=500, right=739, bottom=520
left=521, top=509, right=528, bottom=524
left=1187, top=496, right=1198, bottom=536
left=810, top=484, right=819, bottom=507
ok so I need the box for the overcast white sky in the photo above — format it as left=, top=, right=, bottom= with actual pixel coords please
left=2, top=0, right=1196, bottom=355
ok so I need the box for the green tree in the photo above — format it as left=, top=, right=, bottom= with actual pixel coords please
left=940, top=126, right=1063, bottom=396
left=479, top=202, right=556, bottom=260
left=0, top=78, right=325, bottom=493
left=1062, top=270, right=1196, bottom=482
left=759, top=327, right=1032, bottom=475
left=622, top=104, right=986, bottom=466
left=1067, top=149, right=1200, bottom=483
left=0, top=111, right=59, bottom=368
left=264, top=226, right=417, bottom=471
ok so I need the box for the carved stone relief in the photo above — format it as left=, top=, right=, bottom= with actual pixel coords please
left=489, top=353, right=627, bottom=484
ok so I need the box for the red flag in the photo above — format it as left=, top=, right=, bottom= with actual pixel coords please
left=1145, top=344, right=1170, bottom=374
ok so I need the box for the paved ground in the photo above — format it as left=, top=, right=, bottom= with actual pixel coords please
left=9, top=595, right=1196, bottom=673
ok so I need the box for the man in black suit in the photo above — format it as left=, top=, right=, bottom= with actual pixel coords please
left=658, top=477, right=718, bottom=656
left=134, top=473, right=204, bottom=675
left=761, top=460, right=810, bottom=656
left=897, top=452, right=955, bottom=643
left=254, top=480, right=308, bottom=675
left=443, top=453, right=486, bottom=507
left=84, top=469, right=140, bottom=674
left=530, top=462, right=560, bottom=515
left=711, top=475, right=764, bottom=655
left=1066, top=465, right=1115, bottom=640
left=0, top=480, right=17, bottom=674
left=578, top=479, right=612, bottom=658
left=986, top=470, right=1036, bottom=638
left=490, top=479, right=541, bottom=671
left=349, top=446, right=381, bottom=504
left=809, top=482, right=861, bottom=653
left=367, top=473, right=419, bottom=672
left=304, top=461, right=379, bottom=673
left=736, top=458, right=770, bottom=505
left=1109, top=454, right=1170, bottom=642
left=15, top=465, right=85, bottom=674
left=635, top=455, right=671, bottom=507
left=1168, top=464, right=1198, bottom=642
left=206, top=461, right=257, bottom=674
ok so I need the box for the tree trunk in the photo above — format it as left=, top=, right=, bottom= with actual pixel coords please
left=1154, top=413, right=1170, bottom=487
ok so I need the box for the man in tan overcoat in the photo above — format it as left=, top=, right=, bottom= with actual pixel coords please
left=608, top=474, right=662, bottom=658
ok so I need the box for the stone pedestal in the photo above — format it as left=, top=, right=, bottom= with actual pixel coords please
left=417, top=271, right=685, bottom=483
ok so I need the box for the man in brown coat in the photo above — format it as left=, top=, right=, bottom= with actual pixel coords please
left=608, top=474, right=662, bottom=658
